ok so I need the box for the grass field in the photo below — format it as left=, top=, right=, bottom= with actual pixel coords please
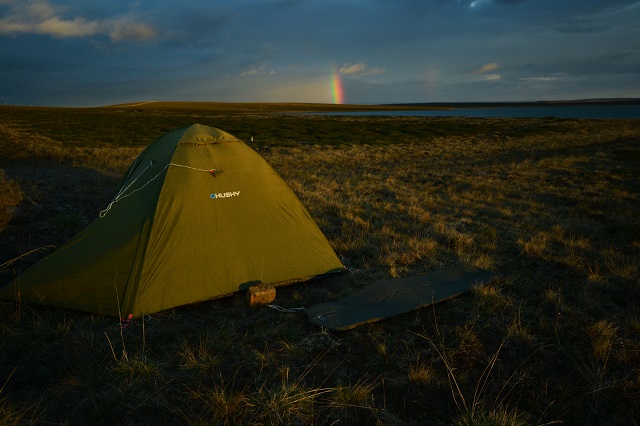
left=1, top=103, right=639, bottom=425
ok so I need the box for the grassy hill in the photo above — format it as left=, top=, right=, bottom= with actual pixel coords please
left=1, top=103, right=639, bottom=424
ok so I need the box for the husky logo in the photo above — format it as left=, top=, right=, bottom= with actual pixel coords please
left=210, top=191, right=240, bottom=200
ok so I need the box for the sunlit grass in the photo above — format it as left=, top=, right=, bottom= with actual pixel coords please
left=0, top=104, right=639, bottom=424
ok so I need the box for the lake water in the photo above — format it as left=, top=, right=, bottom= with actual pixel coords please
left=308, top=104, right=640, bottom=119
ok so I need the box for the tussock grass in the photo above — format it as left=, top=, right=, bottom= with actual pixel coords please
left=1, top=369, right=40, bottom=426
left=1, top=104, right=639, bottom=424
left=453, top=406, right=531, bottom=426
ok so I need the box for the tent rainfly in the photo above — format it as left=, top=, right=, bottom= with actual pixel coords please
left=0, top=124, right=345, bottom=317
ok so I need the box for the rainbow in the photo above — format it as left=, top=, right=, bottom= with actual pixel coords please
left=331, top=67, right=344, bottom=104
left=424, top=66, right=438, bottom=97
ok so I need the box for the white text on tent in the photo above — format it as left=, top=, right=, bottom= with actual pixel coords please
left=210, top=191, right=240, bottom=200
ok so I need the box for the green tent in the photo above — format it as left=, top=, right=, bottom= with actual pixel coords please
left=0, top=124, right=344, bottom=317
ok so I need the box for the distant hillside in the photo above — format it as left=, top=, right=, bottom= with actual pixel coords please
left=387, top=98, right=640, bottom=108
left=104, top=101, right=446, bottom=113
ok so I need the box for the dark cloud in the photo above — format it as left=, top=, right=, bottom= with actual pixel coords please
left=150, top=8, right=229, bottom=46
left=552, top=17, right=605, bottom=34
left=604, top=51, right=634, bottom=62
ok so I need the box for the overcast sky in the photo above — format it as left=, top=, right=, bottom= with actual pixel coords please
left=1, top=0, right=639, bottom=106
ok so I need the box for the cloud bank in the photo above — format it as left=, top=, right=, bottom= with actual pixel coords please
left=0, top=0, right=155, bottom=42
left=339, top=63, right=385, bottom=77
